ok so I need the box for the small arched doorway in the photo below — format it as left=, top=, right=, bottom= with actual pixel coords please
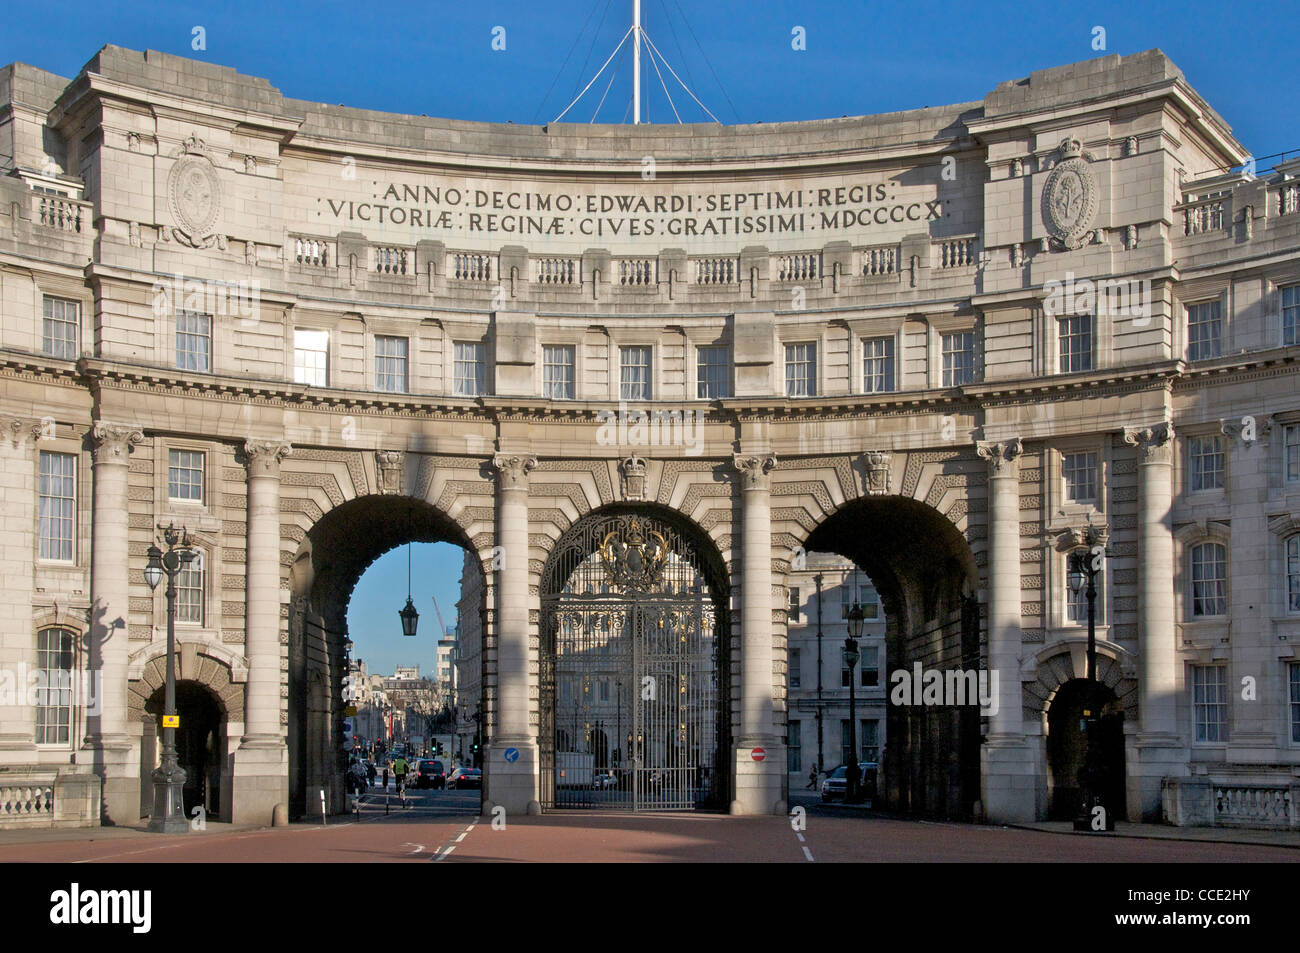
left=145, top=681, right=225, bottom=820
left=1046, top=679, right=1127, bottom=821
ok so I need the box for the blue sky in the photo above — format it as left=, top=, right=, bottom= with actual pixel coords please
left=1, top=0, right=1295, bottom=162
left=3, top=1, right=1293, bottom=670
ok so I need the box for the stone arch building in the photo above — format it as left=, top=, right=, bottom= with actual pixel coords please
left=1, top=45, right=1298, bottom=828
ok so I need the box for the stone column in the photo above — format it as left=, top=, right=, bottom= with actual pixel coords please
left=487, top=452, right=538, bottom=814
left=975, top=437, right=1035, bottom=823
left=1123, top=421, right=1181, bottom=820
left=731, top=452, right=784, bottom=815
left=87, top=421, right=144, bottom=824
left=0, top=418, right=43, bottom=759
left=231, top=439, right=291, bottom=825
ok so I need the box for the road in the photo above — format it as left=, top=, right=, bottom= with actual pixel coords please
left=1, top=786, right=1296, bottom=863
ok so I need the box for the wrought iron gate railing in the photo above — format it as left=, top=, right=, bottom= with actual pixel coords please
left=540, top=513, right=726, bottom=811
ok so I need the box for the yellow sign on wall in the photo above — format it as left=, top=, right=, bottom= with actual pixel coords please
left=162, top=714, right=179, bottom=728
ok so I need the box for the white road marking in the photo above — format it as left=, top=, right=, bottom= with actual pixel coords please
left=802, top=846, right=815, bottom=862
left=455, top=832, right=468, bottom=842
left=795, top=832, right=805, bottom=842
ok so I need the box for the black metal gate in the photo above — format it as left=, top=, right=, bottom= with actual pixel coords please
left=540, top=513, right=726, bottom=811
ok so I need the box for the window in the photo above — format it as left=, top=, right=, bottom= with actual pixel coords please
left=860, top=645, right=879, bottom=687
left=1285, top=424, right=1300, bottom=484
left=176, top=551, right=204, bottom=624
left=176, top=310, right=212, bottom=372
left=453, top=341, right=486, bottom=397
left=42, top=296, right=79, bottom=360
left=38, top=451, right=76, bottom=561
left=293, top=329, right=329, bottom=386
left=542, top=345, right=575, bottom=399
left=1283, top=285, right=1299, bottom=347
left=1286, top=536, right=1300, bottom=613
left=619, top=346, right=651, bottom=401
left=598, top=679, right=610, bottom=703
left=841, top=581, right=880, bottom=620
left=375, top=336, right=408, bottom=393
left=1190, top=542, right=1227, bottom=617
left=1290, top=663, right=1300, bottom=743
left=790, top=648, right=801, bottom=690
left=862, top=336, right=895, bottom=393
left=785, top=342, right=816, bottom=397
left=788, top=587, right=801, bottom=621
left=167, top=449, right=205, bottom=503
left=1187, top=300, right=1222, bottom=361
left=1062, top=451, right=1098, bottom=504
left=35, top=628, right=73, bottom=745
left=1188, top=435, right=1225, bottom=492
left=861, top=719, right=880, bottom=762
left=788, top=719, right=802, bottom=773
left=1058, top=312, right=1094, bottom=372
left=1064, top=565, right=1104, bottom=624
left=1192, top=665, right=1228, bottom=742
left=696, top=346, right=729, bottom=399
left=941, top=331, right=975, bottom=386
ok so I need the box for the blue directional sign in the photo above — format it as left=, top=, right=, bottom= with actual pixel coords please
left=504, top=747, right=520, bottom=763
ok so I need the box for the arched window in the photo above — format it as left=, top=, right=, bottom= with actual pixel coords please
left=35, top=627, right=74, bottom=745
left=1190, top=542, right=1227, bottom=617
left=177, top=550, right=205, bottom=624
left=1286, top=535, right=1300, bottom=613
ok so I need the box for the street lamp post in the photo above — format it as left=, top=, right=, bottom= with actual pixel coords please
left=844, top=602, right=865, bottom=804
left=143, top=523, right=196, bottom=833
left=814, top=572, right=825, bottom=781
left=1067, top=524, right=1113, bottom=832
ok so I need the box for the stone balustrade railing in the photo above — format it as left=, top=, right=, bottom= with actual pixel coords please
left=936, top=237, right=976, bottom=269
left=452, top=253, right=493, bottom=281
left=1182, top=198, right=1226, bottom=235
left=694, top=257, right=736, bottom=285
left=776, top=252, right=820, bottom=281
left=0, top=778, right=54, bottom=823
left=1214, top=785, right=1293, bottom=828
left=294, top=237, right=332, bottom=267
left=1278, top=181, right=1299, bottom=216
left=618, top=258, right=655, bottom=286
left=374, top=245, right=412, bottom=275
left=535, top=257, right=578, bottom=285
left=32, top=192, right=89, bottom=233
left=861, top=244, right=899, bottom=276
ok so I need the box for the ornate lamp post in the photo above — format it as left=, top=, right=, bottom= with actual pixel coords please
left=143, top=523, right=196, bottom=833
left=844, top=602, right=865, bottom=804
left=1067, top=523, right=1113, bottom=832
left=814, top=572, right=825, bottom=780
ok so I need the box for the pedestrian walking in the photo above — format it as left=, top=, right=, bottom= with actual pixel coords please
left=367, top=762, right=376, bottom=787
left=382, top=766, right=388, bottom=790
left=808, top=765, right=819, bottom=790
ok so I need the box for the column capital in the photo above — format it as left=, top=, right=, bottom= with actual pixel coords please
left=90, top=421, right=144, bottom=464
left=492, top=452, right=538, bottom=491
left=975, top=437, right=1023, bottom=475
left=5, top=416, right=45, bottom=451
left=244, top=439, right=293, bottom=477
left=732, top=452, right=777, bottom=490
left=1123, top=420, right=1174, bottom=464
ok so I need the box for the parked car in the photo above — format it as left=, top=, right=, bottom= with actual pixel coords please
left=820, top=762, right=879, bottom=803
left=448, top=767, right=482, bottom=790
left=592, top=771, right=618, bottom=790
left=417, top=759, right=446, bottom=789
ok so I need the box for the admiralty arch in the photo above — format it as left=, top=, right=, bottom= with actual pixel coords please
left=1, top=44, right=1298, bottom=829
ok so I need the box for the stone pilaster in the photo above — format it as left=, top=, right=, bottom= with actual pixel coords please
left=0, top=418, right=43, bottom=758
left=486, top=452, right=538, bottom=815
left=730, top=452, right=785, bottom=815
left=975, top=436, right=1035, bottom=823
left=231, top=439, right=291, bottom=825
left=1123, top=421, right=1183, bottom=820
left=87, top=421, right=144, bottom=824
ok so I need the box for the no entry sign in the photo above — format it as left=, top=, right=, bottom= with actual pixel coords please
left=751, top=747, right=766, bottom=762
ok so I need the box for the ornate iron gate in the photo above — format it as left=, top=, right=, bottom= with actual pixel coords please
left=540, top=513, right=726, bottom=811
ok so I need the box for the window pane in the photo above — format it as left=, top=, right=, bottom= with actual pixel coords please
left=42, top=297, right=79, bottom=360
left=1284, top=286, right=1300, bottom=347
left=1188, top=436, right=1225, bottom=492
left=1058, top=313, right=1093, bottom=372
left=1191, top=543, right=1227, bottom=616
left=862, top=337, right=894, bottom=393
left=38, top=451, right=76, bottom=561
left=620, top=346, right=651, bottom=401
left=176, top=552, right=204, bottom=624
left=942, top=331, right=975, bottom=386
left=1193, top=665, right=1227, bottom=742
left=788, top=719, right=801, bottom=773
left=176, top=311, right=212, bottom=372
left=375, top=336, right=408, bottom=392
left=293, top=329, right=329, bottom=386
left=1290, top=663, right=1300, bottom=744
left=1285, top=425, right=1300, bottom=483
left=167, top=449, right=204, bottom=502
left=1062, top=451, right=1098, bottom=503
left=35, top=628, right=73, bottom=744
left=543, top=345, right=575, bottom=399
left=1187, top=301, right=1222, bottom=361
left=785, top=342, right=815, bottom=397
left=697, top=346, right=729, bottom=399
left=453, top=341, right=486, bottom=397
left=1287, top=537, right=1300, bottom=613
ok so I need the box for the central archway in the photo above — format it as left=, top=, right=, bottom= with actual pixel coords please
left=539, top=505, right=731, bottom=811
